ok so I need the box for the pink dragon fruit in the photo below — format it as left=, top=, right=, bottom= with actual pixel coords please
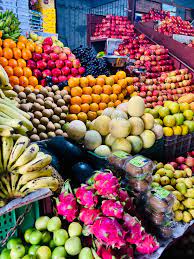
left=57, top=193, right=78, bottom=222
left=79, top=208, right=100, bottom=225
left=101, top=200, right=124, bottom=219
left=96, top=243, right=115, bottom=259
left=89, top=217, right=126, bottom=248
left=136, top=233, right=159, bottom=254
left=118, top=189, right=134, bottom=211
left=75, top=184, right=98, bottom=208
left=115, top=245, right=134, bottom=259
left=93, top=171, right=120, bottom=199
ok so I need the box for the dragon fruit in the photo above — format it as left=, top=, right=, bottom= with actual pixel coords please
left=79, top=208, right=100, bottom=225
left=89, top=217, right=126, bottom=248
left=101, top=200, right=124, bottom=219
left=93, top=171, right=120, bottom=199
left=136, top=233, right=160, bottom=254
left=96, top=242, right=116, bottom=259
left=115, top=245, right=134, bottom=259
left=118, top=189, right=134, bottom=212
left=75, top=184, right=98, bottom=208
left=57, top=193, right=78, bottom=222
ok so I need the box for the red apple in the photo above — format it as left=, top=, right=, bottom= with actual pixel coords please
left=59, top=52, right=67, bottom=61
left=42, top=69, right=52, bottom=78
left=42, top=53, right=50, bottom=62
left=43, top=37, right=53, bottom=46
left=32, top=53, right=42, bottom=62
left=62, top=66, right=70, bottom=76
left=43, top=45, right=52, bottom=54
left=52, top=76, right=59, bottom=84
left=65, top=60, right=73, bottom=68
left=50, top=53, right=59, bottom=61
left=58, top=75, right=67, bottom=82
left=71, top=68, right=78, bottom=76
left=27, top=60, right=36, bottom=70
left=52, top=68, right=61, bottom=77
left=33, top=69, right=42, bottom=80
left=55, top=60, right=64, bottom=69
left=47, top=60, right=56, bottom=69
left=37, top=61, right=47, bottom=71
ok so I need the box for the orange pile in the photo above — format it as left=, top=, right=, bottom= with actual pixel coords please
left=65, top=71, right=136, bottom=122
left=0, top=36, right=42, bottom=90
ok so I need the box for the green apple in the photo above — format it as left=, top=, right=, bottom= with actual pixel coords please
left=51, top=246, right=67, bottom=259
left=180, top=102, right=190, bottom=112
left=183, top=110, right=193, bottom=120
left=169, top=102, right=180, bottom=114
left=53, top=229, right=68, bottom=246
left=24, top=228, right=35, bottom=243
left=0, top=249, right=11, bottom=259
left=49, top=240, right=56, bottom=250
left=10, top=244, right=25, bottom=258
left=35, top=216, right=50, bottom=231
left=22, top=255, right=35, bottom=259
left=184, top=120, right=194, bottom=133
left=68, top=222, right=82, bottom=237
left=173, top=113, right=184, bottom=125
left=163, top=115, right=176, bottom=127
left=144, top=108, right=151, bottom=113
left=47, top=217, right=61, bottom=232
left=158, top=107, right=170, bottom=118
left=164, top=101, right=172, bottom=108
left=154, top=105, right=162, bottom=111
left=154, top=118, right=163, bottom=126
left=42, top=231, right=51, bottom=244
left=65, top=237, right=82, bottom=256
left=28, top=245, right=40, bottom=256
left=29, top=231, right=42, bottom=245
left=149, top=109, right=159, bottom=118
left=36, top=246, right=51, bottom=259
left=79, top=247, right=93, bottom=259
left=7, top=238, right=22, bottom=249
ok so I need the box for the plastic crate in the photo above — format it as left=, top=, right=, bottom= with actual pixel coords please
left=0, top=0, right=16, bottom=7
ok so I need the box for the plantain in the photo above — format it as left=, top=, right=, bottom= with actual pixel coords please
left=0, top=145, right=3, bottom=173
left=0, top=117, right=23, bottom=129
left=2, top=136, right=14, bottom=170
left=0, top=179, right=8, bottom=195
left=0, top=199, right=6, bottom=207
left=0, top=66, right=9, bottom=86
left=15, top=125, right=28, bottom=135
left=1, top=175, right=12, bottom=196
left=11, top=144, right=39, bottom=170
left=0, top=125, right=14, bottom=137
left=10, top=173, right=19, bottom=193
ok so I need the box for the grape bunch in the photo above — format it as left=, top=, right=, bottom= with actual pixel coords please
left=73, top=46, right=110, bottom=77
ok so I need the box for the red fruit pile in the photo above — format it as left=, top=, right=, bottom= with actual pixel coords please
left=92, top=15, right=135, bottom=40
left=157, top=16, right=194, bottom=36
left=142, top=9, right=170, bottom=23
left=27, top=37, right=85, bottom=86
left=169, top=152, right=194, bottom=173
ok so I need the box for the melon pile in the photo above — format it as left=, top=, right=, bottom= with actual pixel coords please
left=65, top=96, right=163, bottom=156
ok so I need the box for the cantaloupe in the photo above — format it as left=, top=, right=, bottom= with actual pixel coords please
left=66, top=120, right=86, bottom=141
left=128, top=96, right=145, bottom=117
left=140, top=130, right=156, bottom=149
left=84, top=130, right=102, bottom=150
left=126, top=136, right=143, bottom=153
left=128, top=117, right=144, bottom=135
left=141, top=113, right=154, bottom=130
left=94, top=145, right=111, bottom=157
left=102, top=107, right=115, bottom=117
left=111, top=110, right=128, bottom=120
left=93, top=115, right=111, bottom=136
left=151, top=123, right=163, bottom=139
left=105, top=134, right=117, bottom=146
left=109, top=118, right=131, bottom=138
left=111, top=138, right=132, bottom=153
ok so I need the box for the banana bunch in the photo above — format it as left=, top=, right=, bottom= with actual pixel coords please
left=0, top=136, right=59, bottom=207
left=0, top=10, right=21, bottom=41
left=0, top=88, right=33, bottom=137
left=0, top=65, right=18, bottom=99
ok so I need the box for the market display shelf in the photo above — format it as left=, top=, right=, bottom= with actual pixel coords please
left=90, top=37, right=108, bottom=42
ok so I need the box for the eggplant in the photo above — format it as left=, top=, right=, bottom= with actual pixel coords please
left=71, top=162, right=94, bottom=186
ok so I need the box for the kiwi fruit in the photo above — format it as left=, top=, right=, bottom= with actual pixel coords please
left=33, top=89, right=40, bottom=94
left=57, top=99, right=65, bottom=107
left=60, top=90, right=68, bottom=96
left=42, top=109, right=52, bottom=118
left=52, top=85, right=59, bottom=92
left=52, top=103, right=57, bottom=109
left=40, top=87, right=48, bottom=96
left=54, top=123, right=61, bottom=130
left=45, top=100, right=53, bottom=109
left=34, top=111, right=42, bottom=119
left=18, top=92, right=26, bottom=99
left=30, top=134, right=40, bottom=141
left=36, top=94, right=44, bottom=99
left=47, top=92, right=54, bottom=98
left=32, top=118, right=40, bottom=127
left=52, top=115, right=60, bottom=123
left=45, top=97, right=53, bottom=102
left=33, top=103, right=41, bottom=111
left=27, top=93, right=36, bottom=102
left=48, top=132, right=56, bottom=138
left=61, top=105, right=68, bottom=113
left=54, top=107, right=62, bottom=116
left=60, top=113, right=67, bottom=120
left=63, top=95, right=71, bottom=103
left=59, top=120, right=65, bottom=126
left=39, top=132, right=48, bottom=140
left=53, top=95, right=62, bottom=102
left=47, top=121, right=55, bottom=131
left=40, top=117, right=49, bottom=125
left=24, top=87, right=32, bottom=94
left=55, top=129, right=63, bottom=136
left=36, top=98, right=44, bottom=106
left=37, top=124, right=46, bottom=133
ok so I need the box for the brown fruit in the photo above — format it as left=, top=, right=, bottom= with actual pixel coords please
left=47, top=92, right=54, bottom=98
left=52, top=85, right=59, bottom=92
left=27, top=93, right=36, bottom=102
left=60, top=113, right=66, bottom=120
left=47, top=121, right=55, bottom=131
left=36, top=98, right=44, bottom=106
left=24, top=87, right=32, bottom=94
left=40, top=117, right=49, bottom=125
left=40, top=87, right=48, bottom=96
left=57, top=99, right=65, bottom=107
left=55, top=129, right=63, bottom=136
left=33, top=89, right=40, bottom=94
left=54, top=107, right=62, bottom=116
left=45, top=100, right=53, bottom=109
left=52, top=115, right=60, bottom=123
left=59, top=120, right=65, bottom=126
left=42, top=109, right=52, bottom=118
left=30, top=134, right=40, bottom=141
left=18, top=92, right=26, bottom=99
left=37, top=124, right=46, bottom=133
left=61, top=105, right=68, bottom=113
left=36, top=94, right=44, bottom=99
left=32, top=118, right=40, bottom=127
left=39, top=132, right=48, bottom=140
left=45, top=97, right=53, bottom=102
left=48, top=132, right=56, bottom=138
left=54, top=95, right=62, bottom=102
left=34, top=111, right=42, bottom=119
left=63, top=95, right=71, bottom=103
left=33, top=103, right=41, bottom=111
left=54, top=123, right=61, bottom=129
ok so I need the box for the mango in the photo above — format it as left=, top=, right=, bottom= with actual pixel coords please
left=160, top=176, right=170, bottom=186
left=176, top=178, right=186, bottom=183
left=182, top=198, right=194, bottom=209
left=191, top=176, right=194, bottom=184
left=174, top=170, right=183, bottom=179
left=156, top=162, right=164, bottom=170
left=184, top=179, right=193, bottom=189
left=184, top=189, right=194, bottom=198
left=156, top=168, right=166, bottom=176
left=172, top=191, right=184, bottom=201
left=172, top=199, right=180, bottom=211
left=174, top=210, right=183, bottom=221
left=184, top=168, right=192, bottom=177
left=163, top=185, right=175, bottom=191
left=153, top=174, right=161, bottom=183
left=164, top=164, right=174, bottom=171
left=179, top=204, right=185, bottom=211
left=182, top=170, right=187, bottom=177
left=165, top=169, right=174, bottom=178
left=171, top=178, right=176, bottom=186
left=183, top=211, right=192, bottom=223
left=188, top=209, right=194, bottom=218
left=176, top=182, right=187, bottom=195
left=151, top=182, right=160, bottom=188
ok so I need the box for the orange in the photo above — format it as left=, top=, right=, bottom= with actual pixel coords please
left=66, top=114, right=78, bottom=121
left=13, top=48, right=22, bottom=59
left=8, top=59, right=18, bottom=68
left=87, top=75, right=96, bottom=86
left=127, top=85, right=135, bottom=94
left=98, top=75, right=106, bottom=79
left=81, top=103, right=90, bottom=113
left=0, top=40, right=2, bottom=47
left=115, top=100, right=121, bottom=106
left=90, top=103, right=99, bottom=112
left=91, top=94, right=101, bottom=104
left=116, top=71, right=126, bottom=79
left=70, top=104, right=81, bottom=114
left=13, top=67, right=23, bottom=77
left=23, top=67, right=32, bottom=78
left=108, top=102, right=115, bottom=107
left=81, top=94, right=92, bottom=104
left=113, top=74, right=118, bottom=83
left=82, top=87, right=92, bottom=95
left=4, top=66, right=13, bottom=77
left=71, top=96, right=82, bottom=105
left=0, top=57, right=8, bottom=67
left=3, top=48, right=13, bottom=59
left=110, top=93, right=118, bottom=102
left=9, top=76, right=19, bottom=86
left=96, top=77, right=105, bottom=86
left=92, top=85, right=102, bottom=94
left=63, top=86, right=70, bottom=93
left=80, top=77, right=89, bottom=87
left=35, top=45, right=42, bottom=54
left=103, top=85, right=112, bottom=94
left=26, top=42, right=35, bottom=52
left=99, top=102, right=107, bottom=110
left=68, top=78, right=79, bottom=88
left=122, top=89, right=127, bottom=96
left=118, top=93, right=124, bottom=101
left=28, top=85, right=35, bottom=91
left=17, top=42, right=25, bottom=50
left=19, top=76, right=29, bottom=87
left=28, top=76, right=38, bottom=87
left=77, top=112, right=87, bottom=122
left=22, top=49, right=32, bottom=60
left=3, top=39, right=16, bottom=48
left=0, top=47, right=2, bottom=57
left=17, top=59, right=26, bottom=68
left=87, top=111, right=97, bottom=121
left=71, top=86, right=82, bottom=97
left=126, top=77, right=134, bottom=84
left=35, top=84, right=42, bottom=90
left=0, top=31, right=2, bottom=38
left=118, top=79, right=127, bottom=88
left=100, top=94, right=110, bottom=103
left=112, top=84, right=121, bottom=94
left=18, top=36, right=28, bottom=44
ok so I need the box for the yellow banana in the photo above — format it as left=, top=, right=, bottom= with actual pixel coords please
left=8, top=136, right=30, bottom=169
left=16, top=166, right=53, bottom=190
left=15, top=154, right=52, bottom=174
left=0, top=200, right=6, bottom=207
left=0, top=66, right=9, bottom=86
left=2, top=136, right=14, bottom=170
left=11, top=144, right=39, bottom=170
left=15, top=125, right=28, bottom=135
left=0, top=180, right=8, bottom=195
left=10, top=173, right=19, bottom=192
left=0, top=117, right=23, bottom=129
left=1, top=175, right=12, bottom=196
left=0, top=145, right=3, bottom=173
left=19, top=176, right=59, bottom=194
left=0, top=125, right=14, bottom=136
left=0, top=111, right=11, bottom=119
left=4, top=90, right=17, bottom=99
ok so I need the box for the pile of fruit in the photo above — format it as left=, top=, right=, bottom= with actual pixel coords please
left=92, top=15, right=135, bottom=40
left=141, top=9, right=170, bottom=23
left=66, top=96, right=163, bottom=156
left=156, top=16, right=194, bottom=36
left=0, top=135, right=59, bottom=207
left=134, top=44, right=174, bottom=78
left=65, top=71, right=137, bottom=122
left=57, top=170, right=159, bottom=255
left=145, top=101, right=194, bottom=136
left=136, top=68, right=194, bottom=108
left=152, top=152, right=194, bottom=223
left=0, top=216, right=95, bottom=258
left=14, top=84, right=70, bottom=141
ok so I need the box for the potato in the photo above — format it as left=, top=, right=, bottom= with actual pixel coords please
left=61, top=106, right=68, bottom=113
left=60, top=90, right=68, bottom=96
left=33, top=103, right=41, bottom=111
left=37, top=124, right=46, bottom=133
left=54, top=95, right=62, bottom=102
left=63, top=95, right=71, bottom=103
left=24, top=87, right=32, bottom=94
left=45, top=100, right=53, bottom=109
left=18, top=92, right=26, bottom=99
left=34, top=111, right=43, bottom=119
left=42, top=109, right=52, bottom=118
left=39, top=106, right=45, bottom=112
left=32, top=118, right=40, bottom=127
left=30, top=134, right=40, bottom=141
left=52, top=103, right=57, bottom=109
left=36, top=94, right=44, bottom=99
left=47, top=122, right=55, bottom=131
left=33, top=89, right=40, bottom=94
left=54, top=123, right=61, bottom=129
left=59, top=120, right=65, bottom=126
left=27, top=93, right=36, bottom=102
left=47, top=92, right=54, bottom=98
left=45, top=86, right=52, bottom=92
left=36, top=98, right=44, bottom=106
left=57, top=99, right=65, bottom=107
left=40, top=87, right=48, bottom=96
left=39, top=132, right=48, bottom=140
left=52, top=115, right=60, bottom=123
left=60, top=113, right=67, bottom=120
left=14, top=85, right=22, bottom=93
left=54, top=107, right=62, bottom=116
left=45, top=97, right=54, bottom=102
left=40, top=117, right=49, bottom=125
left=52, top=85, right=59, bottom=92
